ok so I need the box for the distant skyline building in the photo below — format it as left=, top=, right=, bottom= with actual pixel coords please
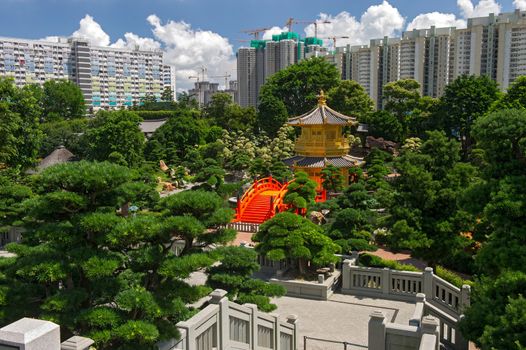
left=0, top=36, right=176, bottom=110
left=324, top=9, right=526, bottom=109
left=235, top=9, right=526, bottom=110
left=188, top=79, right=238, bottom=106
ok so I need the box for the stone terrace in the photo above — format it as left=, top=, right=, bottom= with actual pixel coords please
left=271, top=292, right=416, bottom=350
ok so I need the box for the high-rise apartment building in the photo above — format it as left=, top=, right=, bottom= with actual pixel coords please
left=0, top=36, right=176, bottom=110
left=237, top=47, right=257, bottom=108
left=237, top=32, right=308, bottom=107
left=330, top=9, right=526, bottom=109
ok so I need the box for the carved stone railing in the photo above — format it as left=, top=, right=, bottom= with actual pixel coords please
left=343, top=256, right=470, bottom=350
left=158, top=289, right=298, bottom=350
left=341, top=259, right=471, bottom=318
left=368, top=293, right=466, bottom=350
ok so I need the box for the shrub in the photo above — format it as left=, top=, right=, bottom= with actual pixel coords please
left=436, top=265, right=473, bottom=288
left=359, top=253, right=420, bottom=272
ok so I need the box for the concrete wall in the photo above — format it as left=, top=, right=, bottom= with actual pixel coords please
left=269, top=270, right=341, bottom=301
left=369, top=299, right=442, bottom=350
left=163, top=289, right=298, bottom=350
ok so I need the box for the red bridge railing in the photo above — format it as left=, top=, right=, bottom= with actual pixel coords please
left=236, top=177, right=284, bottom=221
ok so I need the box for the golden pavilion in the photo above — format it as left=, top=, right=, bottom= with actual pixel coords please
left=284, top=91, right=361, bottom=189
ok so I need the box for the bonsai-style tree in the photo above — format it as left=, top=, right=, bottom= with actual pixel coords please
left=207, top=247, right=285, bottom=312
left=159, top=190, right=235, bottom=254
left=253, top=212, right=340, bottom=275
left=284, top=171, right=318, bottom=213
left=0, top=161, right=217, bottom=350
left=321, top=165, right=344, bottom=193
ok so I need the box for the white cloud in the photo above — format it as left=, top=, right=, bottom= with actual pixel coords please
left=262, top=26, right=288, bottom=40
left=72, top=15, right=110, bottom=47
left=405, top=0, right=501, bottom=31
left=68, top=14, right=235, bottom=90
left=407, top=12, right=466, bottom=31
left=146, top=15, right=236, bottom=90
left=457, top=0, right=501, bottom=18
left=304, top=1, right=404, bottom=47
left=514, top=0, right=526, bottom=10
left=41, top=36, right=61, bottom=43
left=111, top=32, right=161, bottom=51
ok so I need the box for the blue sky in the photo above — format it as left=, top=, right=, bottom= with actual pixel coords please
left=0, top=0, right=517, bottom=43
left=0, top=0, right=521, bottom=89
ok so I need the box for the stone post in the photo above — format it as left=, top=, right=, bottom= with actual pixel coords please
left=368, top=311, right=386, bottom=350
left=271, top=314, right=280, bottom=350
left=460, top=284, right=471, bottom=312
left=210, top=289, right=229, bottom=350
left=381, top=268, right=390, bottom=295
left=318, top=274, right=325, bottom=284
left=244, top=303, right=259, bottom=350
left=409, top=293, right=426, bottom=327
left=420, top=316, right=440, bottom=350
left=61, top=336, right=95, bottom=350
left=423, top=267, right=434, bottom=300
left=0, top=318, right=61, bottom=350
left=342, top=259, right=352, bottom=291
left=455, top=315, right=470, bottom=350
left=286, top=314, right=299, bottom=350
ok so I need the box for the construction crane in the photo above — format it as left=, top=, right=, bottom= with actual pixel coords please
left=284, top=18, right=331, bottom=37
left=323, top=36, right=350, bottom=49
left=209, top=73, right=232, bottom=90
left=241, top=27, right=271, bottom=40
left=188, top=75, right=200, bottom=83
left=197, top=66, right=207, bottom=82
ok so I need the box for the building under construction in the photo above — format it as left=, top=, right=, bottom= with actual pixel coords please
left=237, top=32, right=327, bottom=108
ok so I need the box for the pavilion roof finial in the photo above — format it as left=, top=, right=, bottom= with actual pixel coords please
left=317, top=90, right=327, bottom=106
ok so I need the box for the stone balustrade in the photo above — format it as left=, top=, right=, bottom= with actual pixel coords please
left=158, top=289, right=298, bottom=350
left=342, top=259, right=471, bottom=318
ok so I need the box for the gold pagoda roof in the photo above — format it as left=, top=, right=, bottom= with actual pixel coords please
left=287, top=90, right=358, bottom=126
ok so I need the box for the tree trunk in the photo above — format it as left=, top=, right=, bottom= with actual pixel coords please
left=298, top=258, right=306, bottom=276
left=121, top=202, right=129, bottom=217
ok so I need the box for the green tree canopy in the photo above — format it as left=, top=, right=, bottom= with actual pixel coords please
left=204, top=93, right=257, bottom=132
left=493, top=75, right=526, bottom=110
left=83, top=110, right=145, bottom=167
left=0, top=162, right=221, bottom=349
left=257, top=92, right=288, bottom=137
left=460, top=272, right=526, bottom=350
left=0, top=78, right=43, bottom=169
left=161, top=87, right=174, bottom=102
left=254, top=212, right=340, bottom=275
left=366, top=110, right=404, bottom=142
left=321, top=165, right=344, bottom=193
left=387, top=131, right=478, bottom=271
left=207, top=247, right=285, bottom=312
left=284, top=171, right=318, bottom=212
left=327, top=80, right=374, bottom=121
left=257, top=57, right=340, bottom=136
left=42, top=80, right=85, bottom=121
left=159, top=190, right=235, bottom=253
left=434, top=75, right=500, bottom=158
left=40, top=118, right=87, bottom=157
left=383, top=79, right=421, bottom=122
left=145, top=109, right=206, bottom=164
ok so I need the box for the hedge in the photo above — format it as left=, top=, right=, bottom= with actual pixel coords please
left=435, top=265, right=474, bottom=288
left=359, top=253, right=420, bottom=272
